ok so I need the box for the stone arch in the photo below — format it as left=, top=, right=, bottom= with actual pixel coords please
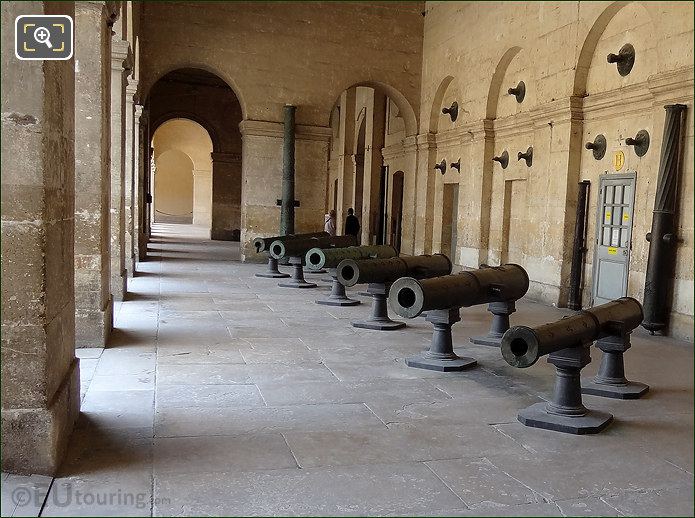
left=327, top=80, right=417, bottom=137
left=573, top=1, right=655, bottom=96
left=485, top=46, right=522, bottom=120
left=151, top=118, right=214, bottom=170
left=152, top=112, right=222, bottom=154
left=152, top=148, right=195, bottom=224
left=142, top=63, right=247, bottom=120
left=428, top=75, right=455, bottom=133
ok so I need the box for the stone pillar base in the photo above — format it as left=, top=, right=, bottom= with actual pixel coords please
left=112, top=271, right=127, bottom=301
left=75, top=296, right=113, bottom=348
left=1, top=360, right=80, bottom=476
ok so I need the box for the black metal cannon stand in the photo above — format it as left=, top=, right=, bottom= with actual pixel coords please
left=518, top=344, right=613, bottom=434
left=406, top=308, right=477, bottom=371
left=352, top=283, right=405, bottom=330
left=316, top=269, right=361, bottom=306
left=277, top=256, right=317, bottom=288
left=470, top=301, right=515, bottom=346
left=305, top=268, right=327, bottom=275
left=581, top=333, right=649, bottom=399
left=256, top=254, right=290, bottom=278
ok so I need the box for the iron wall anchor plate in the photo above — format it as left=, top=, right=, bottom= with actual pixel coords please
left=517, top=402, right=613, bottom=435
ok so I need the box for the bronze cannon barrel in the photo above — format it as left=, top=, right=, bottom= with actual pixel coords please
left=305, top=245, right=398, bottom=271
left=336, top=254, right=452, bottom=287
left=253, top=231, right=328, bottom=254
left=388, top=264, right=529, bottom=318
left=269, top=235, right=357, bottom=260
left=501, top=297, right=643, bottom=368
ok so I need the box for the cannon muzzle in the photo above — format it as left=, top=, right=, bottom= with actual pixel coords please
left=501, top=297, right=643, bottom=368
left=389, top=264, right=529, bottom=318
left=305, top=244, right=397, bottom=271
left=336, top=254, right=451, bottom=287
left=270, top=235, right=357, bottom=260
left=253, top=231, right=328, bottom=253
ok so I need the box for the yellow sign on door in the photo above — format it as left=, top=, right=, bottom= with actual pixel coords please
left=607, top=247, right=618, bottom=255
left=613, top=151, right=625, bottom=171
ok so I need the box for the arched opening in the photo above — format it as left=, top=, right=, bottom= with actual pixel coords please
left=151, top=119, right=214, bottom=231
left=145, top=67, right=243, bottom=241
left=152, top=148, right=195, bottom=224
left=327, top=83, right=413, bottom=245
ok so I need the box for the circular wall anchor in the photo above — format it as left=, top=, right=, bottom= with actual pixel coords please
left=517, top=147, right=533, bottom=167
left=492, top=150, right=509, bottom=169
left=607, top=43, right=635, bottom=76
left=434, top=159, right=447, bottom=174
left=442, top=101, right=458, bottom=122
left=625, top=129, right=649, bottom=157
left=585, top=134, right=607, bottom=160
left=451, top=159, right=461, bottom=172
left=507, top=81, right=526, bottom=103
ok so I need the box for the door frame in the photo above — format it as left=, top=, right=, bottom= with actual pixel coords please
left=590, top=171, right=637, bottom=306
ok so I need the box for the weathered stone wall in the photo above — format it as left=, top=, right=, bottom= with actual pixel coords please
left=139, top=1, right=424, bottom=258
left=417, top=1, right=693, bottom=339
left=1, top=0, right=80, bottom=475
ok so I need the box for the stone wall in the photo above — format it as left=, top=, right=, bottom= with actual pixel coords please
left=139, top=1, right=424, bottom=259
left=415, top=1, right=693, bottom=340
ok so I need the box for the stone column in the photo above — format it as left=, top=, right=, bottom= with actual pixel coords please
left=211, top=152, right=242, bottom=240
left=414, top=133, right=437, bottom=254
left=338, top=88, right=357, bottom=234
left=73, top=1, right=115, bottom=348
left=362, top=90, right=386, bottom=245
left=124, top=76, right=138, bottom=277
left=133, top=104, right=143, bottom=261
left=1, top=1, right=80, bottom=475
left=280, top=105, right=296, bottom=235
left=192, top=168, right=213, bottom=230
left=110, top=38, right=130, bottom=300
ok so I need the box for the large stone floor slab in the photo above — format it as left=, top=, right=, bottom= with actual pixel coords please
left=18, top=223, right=692, bottom=516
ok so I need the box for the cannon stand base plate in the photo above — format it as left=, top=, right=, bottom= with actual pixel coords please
left=581, top=379, right=649, bottom=399
left=316, top=298, right=361, bottom=307
left=469, top=335, right=502, bottom=347
left=278, top=281, right=317, bottom=289
left=518, top=402, right=613, bottom=435
left=255, top=272, right=290, bottom=279
left=405, top=355, right=477, bottom=372
left=352, top=320, right=405, bottom=331
left=305, top=269, right=327, bottom=275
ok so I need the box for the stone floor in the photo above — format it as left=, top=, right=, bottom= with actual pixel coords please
left=2, top=223, right=693, bottom=517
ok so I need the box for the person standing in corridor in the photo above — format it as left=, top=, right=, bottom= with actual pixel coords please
left=345, top=208, right=360, bottom=240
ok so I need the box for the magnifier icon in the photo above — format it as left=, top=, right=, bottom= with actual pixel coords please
left=33, top=26, right=52, bottom=49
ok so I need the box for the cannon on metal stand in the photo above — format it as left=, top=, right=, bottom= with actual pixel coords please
left=305, top=245, right=398, bottom=306
left=337, top=254, right=451, bottom=331
left=253, top=231, right=327, bottom=278
left=500, top=297, right=643, bottom=434
left=389, top=264, right=529, bottom=371
left=270, top=235, right=357, bottom=289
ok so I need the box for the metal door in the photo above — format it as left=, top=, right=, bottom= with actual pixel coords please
left=591, top=173, right=636, bottom=305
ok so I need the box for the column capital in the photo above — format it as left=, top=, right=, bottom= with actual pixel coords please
left=111, top=38, right=131, bottom=71
left=126, top=77, right=139, bottom=97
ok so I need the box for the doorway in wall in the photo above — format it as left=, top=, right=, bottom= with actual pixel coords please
left=441, top=183, right=459, bottom=262
left=390, top=171, right=404, bottom=252
left=592, top=172, right=636, bottom=305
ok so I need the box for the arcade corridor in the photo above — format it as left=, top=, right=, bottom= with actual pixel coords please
left=2, top=224, right=692, bottom=516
